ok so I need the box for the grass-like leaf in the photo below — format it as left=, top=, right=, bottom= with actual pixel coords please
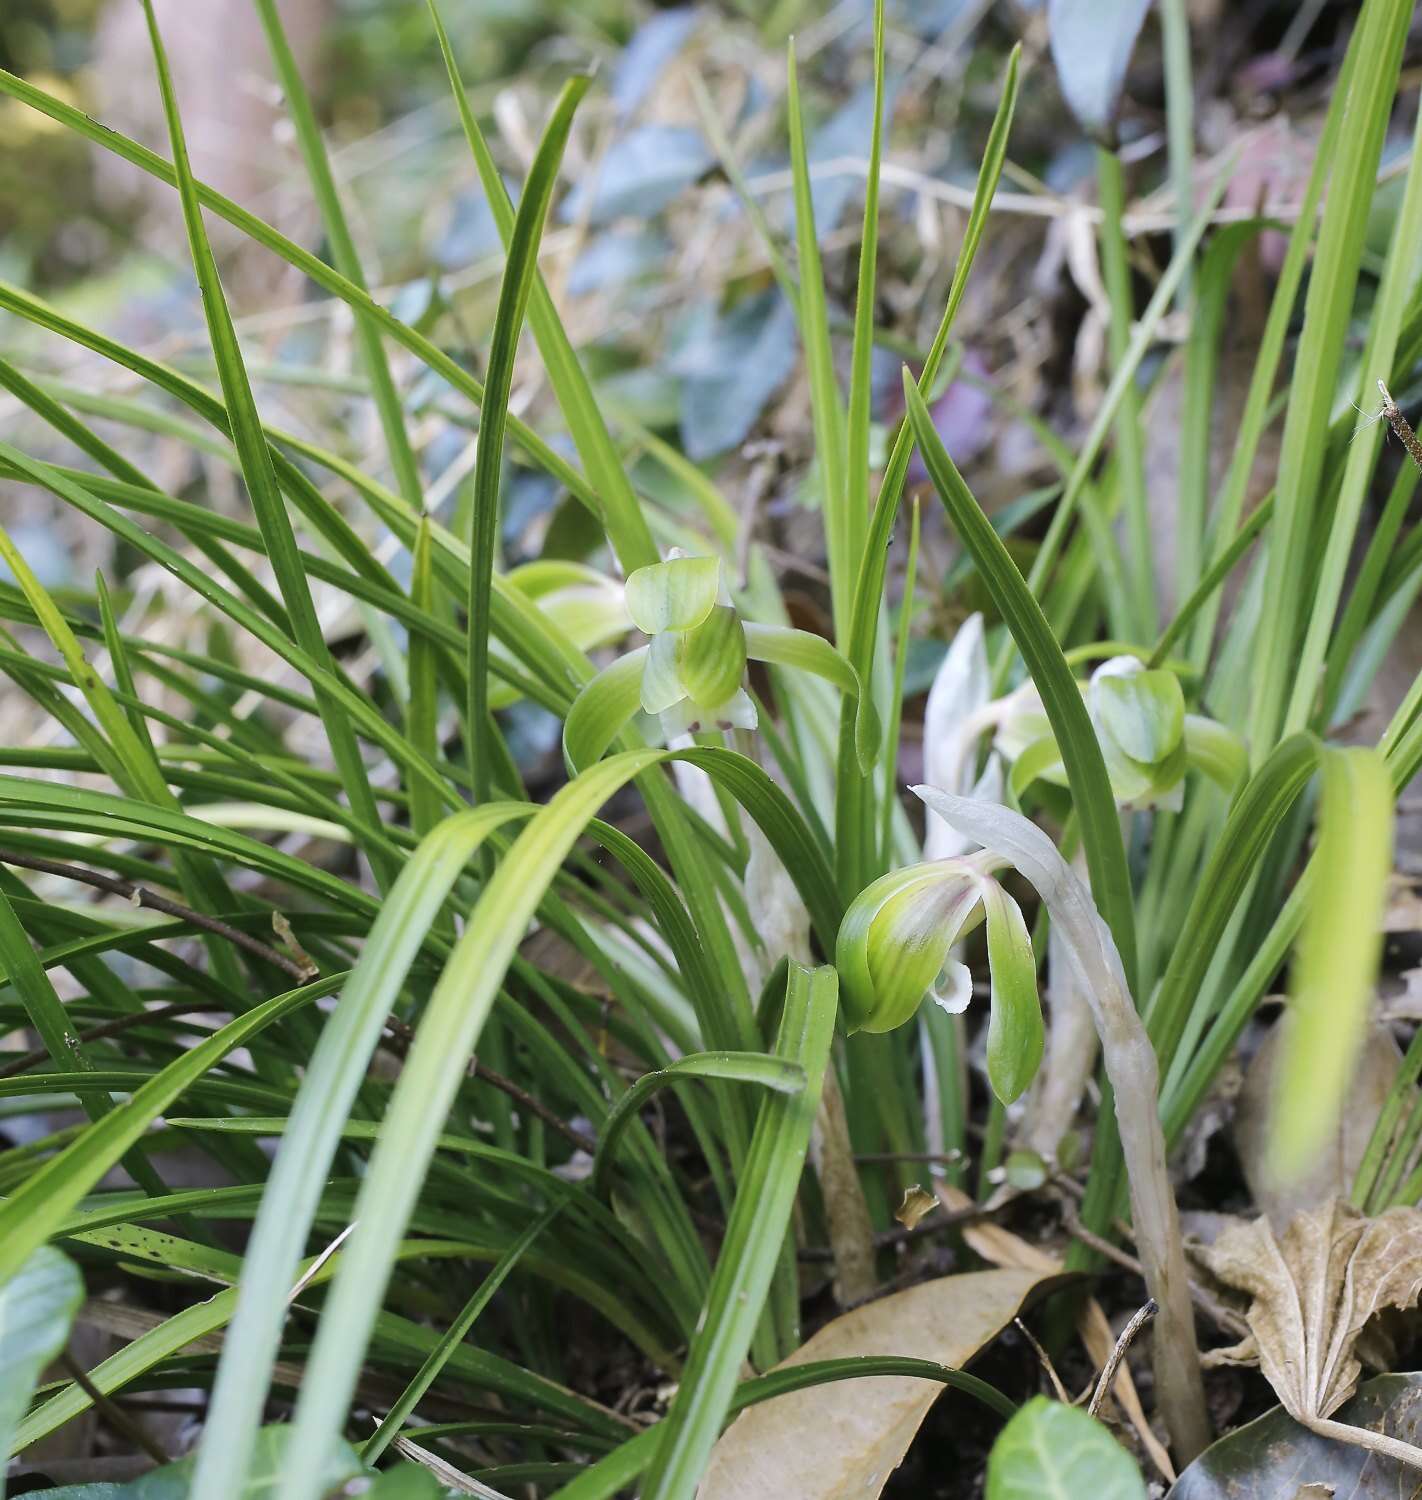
left=639, top=961, right=837, bottom=1500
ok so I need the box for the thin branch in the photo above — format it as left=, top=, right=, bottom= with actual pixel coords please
left=61, top=1352, right=171, bottom=1467
left=379, top=1015, right=598, bottom=1157
left=0, top=999, right=228, bottom=1080
left=1089, top=1300, right=1157, bottom=1418
left=1058, top=1200, right=1248, bottom=1338
left=1016, top=1316, right=1072, bottom=1405
left=0, top=848, right=316, bottom=982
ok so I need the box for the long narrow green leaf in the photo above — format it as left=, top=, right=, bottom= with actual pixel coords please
left=639, top=961, right=836, bottom=1500
left=468, top=74, right=591, bottom=800
left=191, top=808, right=530, bottom=1500
left=361, top=1203, right=565, bottom=1464
left=1095, top=148, right=1151, bottom=639
left=903, top=373, right=1137, bottom=992
left=1269, top=747, right=1393, bottom=1179
left=1285, top=87, right=1422, bottom=732
left=0, top=445, right=458, bottom=815
left=0, top=70, right=606, bottom=520
left=1018, top=159, right=1233, bottom=633
left=0, top=521, right=246, bottom=992
left=138, top=0, right=390, bottom=882
left=408, top=518, right=445, bottom=843
left=17, top=1241, right=630, bottom=1451
left=1249, top=0, right=1410, bottom=752
left=1150, top=734, right=1319, bottom=1090
left=835, top=45, right=1020, bottom=894
left=273, top=745, right=829, bottom=1495
left=251, top=0, right=421, bottom=507
left=592, top=1052, right=806, bottom=1196
left=0, top=975, right=340, bottom=1284
left=427, top=0, right=657, bottom=573
left=844, top=0, right=886, bottom=577
left=786, top=41, right=848, bottom=640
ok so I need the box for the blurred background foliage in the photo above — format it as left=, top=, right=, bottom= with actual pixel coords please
left=0, top=0, right=1388, bottom=726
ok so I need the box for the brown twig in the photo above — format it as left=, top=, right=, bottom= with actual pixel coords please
left=379, top=1015, right=598, bottom=1157
left=1379, top=380, right=1422, bottom=474
left=1088, top=1300, right=1157, bottom=1417
left=0, top=1000, right=229, bottom=1080
left=0, top=848, right=316, bottom=982
left=61, top=1352, right=171, bottom=1467
left=1059, top=1200, right=1248, bottom=1337
left=1016, top=1316, right=1072, bottom=1404
left=797, top=1200, right=1000, bottom=1261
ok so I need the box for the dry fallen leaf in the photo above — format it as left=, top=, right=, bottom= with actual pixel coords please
left=895, top=1185, right=938, bottom=1230
left=1198, top=1198, right=1422, bottom=1462
left=698, top=1268, right=1049, bottom=1499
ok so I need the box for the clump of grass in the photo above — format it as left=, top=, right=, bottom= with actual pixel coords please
left=0, top=0, right=1419, bottom=1493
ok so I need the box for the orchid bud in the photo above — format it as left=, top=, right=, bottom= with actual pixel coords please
left=836, top=854, right=1045, bottom=1103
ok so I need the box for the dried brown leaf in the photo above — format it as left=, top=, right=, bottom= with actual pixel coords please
left=698, top=1269, right=1050, bottom=1499
left=894, top=1185, right=938, bottom=1230
left=1198, top=1198, right=1422, bottom=1426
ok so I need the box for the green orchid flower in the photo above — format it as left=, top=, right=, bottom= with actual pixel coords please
left=836, top=850, right=1043, bottom=1105
left=561, top=551, right=880, bottom=774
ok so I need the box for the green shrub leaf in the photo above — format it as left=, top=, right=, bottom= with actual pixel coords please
left=986, top=1397, right=1146, bottom=1499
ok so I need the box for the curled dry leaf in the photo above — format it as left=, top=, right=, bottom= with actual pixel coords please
left=1198, top=1198, right=1422, bottom=1466
left=895, top=1185, right=938, bottom=1230
left=698, top=1269, right=1051, bottom=1499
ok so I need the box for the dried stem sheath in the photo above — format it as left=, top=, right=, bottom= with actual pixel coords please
left=914, top=787, right=1212, bottom=1463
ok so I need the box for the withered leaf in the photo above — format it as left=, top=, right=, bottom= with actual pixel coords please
left=1198, top=1199, right=1422, bottom=1426
left=1168, top=1372, right=1422, bottom=1500
left=894, top=1185, right=937, bottom=1230
left=699, top=1269, right=1050, bottom=1499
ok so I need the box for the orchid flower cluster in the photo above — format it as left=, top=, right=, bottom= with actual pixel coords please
left=836, top=615, right=1245, bottom=1104
left=561, top=549, right=877, bottom=775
